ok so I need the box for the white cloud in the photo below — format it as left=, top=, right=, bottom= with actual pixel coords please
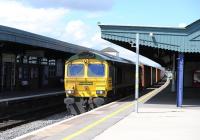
left=60, top=21, right=111, bottom=49
left=0, top=0, right=69, bottom=36
left=64, top=20, right=87, bottom=40
left=91, top=32, right=110, bottom=48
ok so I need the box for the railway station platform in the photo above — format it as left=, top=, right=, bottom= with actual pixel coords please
left=93, top=104, right=200, bottom=140
left=94, top=85, right=200, bottom=140
left=13, top=79, right=200, bottom=140
left=0, top=88, right=64, bottom=103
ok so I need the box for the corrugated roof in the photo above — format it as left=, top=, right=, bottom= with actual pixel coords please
left=99, top=19, right=200, bottom=53
left=0, top=25, right=93, bottom=54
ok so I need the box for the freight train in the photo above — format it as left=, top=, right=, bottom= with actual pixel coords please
left=64, top=51, right=158, bottom=114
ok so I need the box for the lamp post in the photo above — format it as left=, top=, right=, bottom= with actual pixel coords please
left=135, top=33, right=139, bottom=113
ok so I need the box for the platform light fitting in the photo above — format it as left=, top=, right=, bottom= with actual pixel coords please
left=149, top=32, right=154, bottom=37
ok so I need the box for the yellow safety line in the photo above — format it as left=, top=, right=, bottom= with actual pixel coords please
left=63, top=102, right=133, bottom=140
left=63, top=79, right=169, bottom=140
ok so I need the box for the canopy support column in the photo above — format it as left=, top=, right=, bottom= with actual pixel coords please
left=177, top=53, right=184, bottom=107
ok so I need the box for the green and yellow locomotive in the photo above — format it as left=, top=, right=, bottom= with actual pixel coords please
left=64, top=51, right=136, bottom=114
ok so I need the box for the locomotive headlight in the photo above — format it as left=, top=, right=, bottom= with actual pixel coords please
left=96, top=90, right=105, bottom=94
left=66, top=90, right=75, bottom=94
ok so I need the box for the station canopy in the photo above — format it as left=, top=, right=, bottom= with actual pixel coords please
left=99, top=19, right=200, bottom=67
left=0, top=25, right=93, bottom=54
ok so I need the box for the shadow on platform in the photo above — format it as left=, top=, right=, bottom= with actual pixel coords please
left=145, top=83, right=200, bottom=106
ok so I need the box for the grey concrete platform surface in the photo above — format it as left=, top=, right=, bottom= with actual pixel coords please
left=93, top=104, right=200, bottom=140
left=13, top=79, right=200, bottom=140
left=93, top=83, right=200, bottom=140
left=14, top=80, right=169, bottom=140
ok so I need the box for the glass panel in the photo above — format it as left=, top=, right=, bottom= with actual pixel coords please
left=23, top=56, right=28, bottom=64
left=88, top=64, right=105, bottom=77
left=67, top=64, right=84, bottom=77
left=16, top=55, right=21, bottom=63
left=40, top=58, right=48, bottom=65
left=49, top=59, right=56, bottom=66
left=29, top=56, right=37, bottom=64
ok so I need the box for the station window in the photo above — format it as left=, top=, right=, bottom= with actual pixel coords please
left=40, top=58, right=48, bottom=65
left=16, top=55, right=22, bottom=63
left=23, top=56, right=28, bottom=64
left=28, top=56, right=37, bottom=64
left=49, top=59, right=56, bottom=66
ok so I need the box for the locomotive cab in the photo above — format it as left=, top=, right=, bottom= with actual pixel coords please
left=64, top=59, right=111, bottom=98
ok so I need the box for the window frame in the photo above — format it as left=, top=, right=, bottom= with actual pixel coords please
left=87, top=63, right=105, bottom=77
left=67, top=64, right=85, bottom=77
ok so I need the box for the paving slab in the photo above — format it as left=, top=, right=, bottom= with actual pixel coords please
left=93, top=104, right=200, bottom=140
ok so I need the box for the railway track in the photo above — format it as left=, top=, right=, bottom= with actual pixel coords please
left=0, top=102, right=66, bottom=131
left=0, top=93, right=66, bottom=131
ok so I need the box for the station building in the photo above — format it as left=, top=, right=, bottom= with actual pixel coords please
left=99, top=19, right=200, bottom=107
left=0, top=25, right=92, bottom=93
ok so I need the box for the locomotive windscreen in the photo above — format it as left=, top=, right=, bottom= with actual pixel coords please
left=88, top=64, right=105, bottom=77
left=68, top=64, right=84, bottom=77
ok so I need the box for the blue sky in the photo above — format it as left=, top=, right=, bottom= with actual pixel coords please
left=101, top=0, right=199, bottom=26
left=0, top=0, right=199, bottom=67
